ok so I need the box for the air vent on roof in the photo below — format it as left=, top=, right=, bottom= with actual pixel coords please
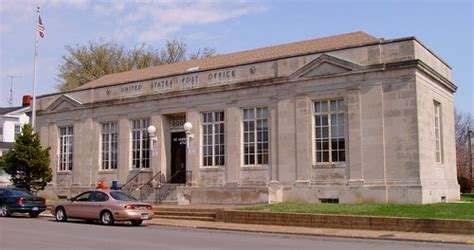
left=186, top=66, right=200, bottom=72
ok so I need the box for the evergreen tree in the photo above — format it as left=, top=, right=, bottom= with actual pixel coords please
left=0, top=124, right=52, bottom=192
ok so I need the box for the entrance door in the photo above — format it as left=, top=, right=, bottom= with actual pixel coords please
left=171, top=132, right=186, bottom=184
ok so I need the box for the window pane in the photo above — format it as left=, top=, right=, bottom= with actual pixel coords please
left=322, top=127, right=329, bottom=138
left=339, top=151, right=345, bottom=162
left=315, top=115, right=321, bottom=126
left=256, top=108, right=262, bottom=118
left=320, top=102, right=328, bottom=112
left=330, top=100, right=337, bottom=112
left=322, top=151, right=329, bottom=162
left=332, top=151, right=338, bottom=162
left=321, top=115, right=328, bottom=126
left=315, top=102, right=321, bottom=113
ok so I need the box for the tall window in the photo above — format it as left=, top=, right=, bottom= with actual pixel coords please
left=314, top=99, right=345, bottom=164
left=434, top=101, right=443, bottom=163
left=101, top=122, right=118, bottom=170
left=243, top=107, right=269, bottom=165
left=202, top=111, right=225, bottom=167
left=14, top=124, right=21, bottom=139
left=131, top=118, right=150, bottom=169
left=59, top=126, right=73, bottom=171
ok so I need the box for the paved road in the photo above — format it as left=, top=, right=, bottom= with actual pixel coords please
left=0, top=216, right=471, bottom=250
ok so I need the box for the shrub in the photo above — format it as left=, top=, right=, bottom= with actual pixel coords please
left=458, top=176, right=472, bottom=193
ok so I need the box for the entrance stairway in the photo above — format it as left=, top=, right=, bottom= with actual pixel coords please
left=153, top=206, right=217, bottom=222
left=155, top=183, right=179, bottom=205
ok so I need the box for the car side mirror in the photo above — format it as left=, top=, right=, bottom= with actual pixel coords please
left=70, top=197, right=76, bottom=202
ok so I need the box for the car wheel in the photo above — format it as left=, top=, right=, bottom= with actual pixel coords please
left=100, top=211, right=114, bottom=225
left=55, top=207, right=67, bottom=222
left=0, top=204, right=11, bottom=217
left=29, top=212, right=40, bottom=218
left=131, top=220, right=143, bottom=226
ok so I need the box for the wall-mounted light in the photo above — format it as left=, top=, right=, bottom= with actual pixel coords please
left=147, top=125, right=158, bottom=143
left=184, top=122, right=194, bottom=149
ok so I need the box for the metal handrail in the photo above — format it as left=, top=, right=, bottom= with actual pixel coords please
left=119, top=171, right=141, bottom=189
left=138, top=171, right=162, bottom=190
left=157, top=170, right=186, bottom=204
left=136, top=170, right=162, bottom=202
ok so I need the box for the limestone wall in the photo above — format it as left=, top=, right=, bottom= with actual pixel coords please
left=415, top=70, right=459, bottom=203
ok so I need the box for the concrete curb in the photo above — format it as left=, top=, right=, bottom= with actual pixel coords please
left=143, top=219, right=474, bottom=245
left=187, top=225, right=470, bottom=245
left=39, top=212, right=474, bottom=245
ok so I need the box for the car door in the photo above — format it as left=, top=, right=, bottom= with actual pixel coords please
left=88, top=191, right=109, bottom=219
left=0, top=189, right=6, bottom=206
left=67, top=191, right=93, bottom=219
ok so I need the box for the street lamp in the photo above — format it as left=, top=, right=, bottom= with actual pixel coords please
left=147, top=125, right=158, bottom=188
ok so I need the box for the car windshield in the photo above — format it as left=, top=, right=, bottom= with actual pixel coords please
left=110, top=191, right=137, bottom=201
left=11, top=189, right=33, bottom=196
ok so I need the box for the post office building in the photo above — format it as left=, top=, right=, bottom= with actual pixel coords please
left=35, top=32, right=460, bottom=204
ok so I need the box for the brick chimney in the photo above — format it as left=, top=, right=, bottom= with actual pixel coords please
left=22, top=95, right=32, bottom=107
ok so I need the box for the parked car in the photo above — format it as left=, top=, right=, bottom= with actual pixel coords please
left=0, top=187, right=47, bottom=218
left=52, top=189, right=154, bottom=226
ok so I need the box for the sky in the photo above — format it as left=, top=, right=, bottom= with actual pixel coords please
left=0, top=0, right=472, bottom=114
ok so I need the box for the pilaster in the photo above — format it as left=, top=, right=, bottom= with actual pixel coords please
left=186, top=110, right=200, bottom=186
left=347, top=87, right=364, bottom=186
left=225, top=106, right=240, bottom=186
left=118, top=117, right=130, bottom=184
left=295, top=95, right=311, bottom=184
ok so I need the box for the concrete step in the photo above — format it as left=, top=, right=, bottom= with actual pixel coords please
left=154, top=215, right=215, bottom=222
left=159, top=200, right=178, bottom=205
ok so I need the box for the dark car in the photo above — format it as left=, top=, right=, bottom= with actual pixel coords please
left=0, top=188, right=47, bottom=218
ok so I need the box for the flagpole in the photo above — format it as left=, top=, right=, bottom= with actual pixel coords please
left=31, top=6, right=40, bottom=129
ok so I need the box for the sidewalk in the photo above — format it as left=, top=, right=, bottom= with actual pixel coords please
left=40, top=212, right=474, bottom=245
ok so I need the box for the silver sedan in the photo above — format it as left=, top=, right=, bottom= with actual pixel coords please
left=52, top=189, right=154, bottom=226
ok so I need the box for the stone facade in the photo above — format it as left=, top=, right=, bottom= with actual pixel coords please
left=35, top=33, right=459, bottom=204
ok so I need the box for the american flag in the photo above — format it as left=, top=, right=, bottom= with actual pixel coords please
left=37, top=15, right=44, bottom=38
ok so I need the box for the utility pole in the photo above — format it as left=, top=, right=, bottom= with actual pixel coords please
left=7, top=75, right=20, bottom=107
left=468, top=127, right=472, bottom=182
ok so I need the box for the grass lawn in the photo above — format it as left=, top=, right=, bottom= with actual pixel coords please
left=461, top=193, right=474, bottom=202
left=242, top=194, right=474, bottom=220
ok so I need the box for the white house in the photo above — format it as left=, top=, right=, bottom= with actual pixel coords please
left=0, top=105, right=30, bottom=186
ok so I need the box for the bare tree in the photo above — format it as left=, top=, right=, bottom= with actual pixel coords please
left=455, top=109, right=472, bottom=178
left=56, top=39, right=216, bottom=92
left=189, top=47, right=217, bottom=60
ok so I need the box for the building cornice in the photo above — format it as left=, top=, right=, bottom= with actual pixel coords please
left=37, top=59, right=455, bottom=116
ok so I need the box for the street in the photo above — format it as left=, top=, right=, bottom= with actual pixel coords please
left=0, top=216, right=470, bottom=250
